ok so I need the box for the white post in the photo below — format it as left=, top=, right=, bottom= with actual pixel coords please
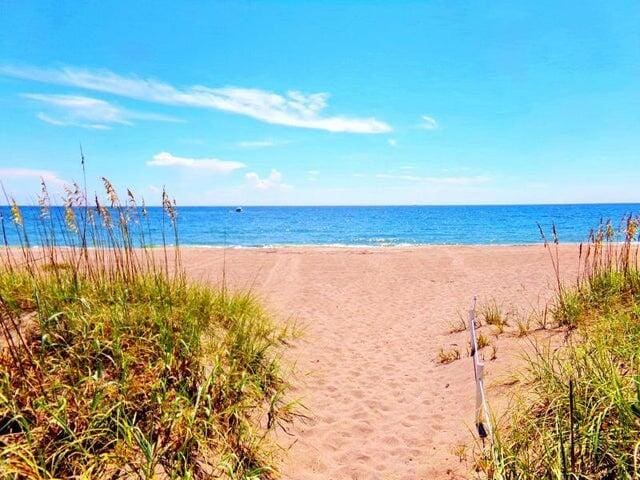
left=469, top=297, right=491, bottom=440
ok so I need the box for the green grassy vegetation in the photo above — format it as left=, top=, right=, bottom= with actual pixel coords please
left=480, top=217, right=640, bottom=479
left=480, top=300, right=507, bottom=332
left=0, top=179, right=295, bottom=479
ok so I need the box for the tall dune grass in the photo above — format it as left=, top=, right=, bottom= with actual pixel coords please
left=481, top=215, right=640, bottom=479
left=0, top=178, right=295, bottom=479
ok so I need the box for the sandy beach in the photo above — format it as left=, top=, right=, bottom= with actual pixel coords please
left=4, top=2, right=637, bottom=477
left=176, top=244, right=580, bottom=479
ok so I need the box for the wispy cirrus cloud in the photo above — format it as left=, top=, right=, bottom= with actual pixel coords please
left=419, top=115, right=438, bottom=130
left=36, top=112, right=90, bottom=128
left=147, top=152, right=246, bottom=173
left=24, top=93, right=181, bottom=130
left=375, top=173, right=490, bottom=185
left=1, top=65, right=392, bottom=134
left=245, top=169, right=292, bottom=191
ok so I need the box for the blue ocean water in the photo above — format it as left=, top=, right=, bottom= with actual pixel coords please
left=1, top=204, right=639, bottom=247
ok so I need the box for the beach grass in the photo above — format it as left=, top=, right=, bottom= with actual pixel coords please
left=481, top=216, right=640, bottom=479
left=437, top=346, right=461, bottom=364
left=0, top=179, right=295, bottom=479
left=480, top=300, right=506, bottom=331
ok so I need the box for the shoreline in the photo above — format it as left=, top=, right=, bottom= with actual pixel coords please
left=13, top=241, right=580, bottom=250
left=175, top=242, right=551, bottom=249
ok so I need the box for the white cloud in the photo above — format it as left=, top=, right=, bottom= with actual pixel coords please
left=388, top=138, right=398, bottom=147
left=1, top=65, right=392, bottom=134
left=375, top=173, right=490, bottom=185
left=37, top=112, right=112, bottom=130
left=0, top=167, right=62, bottom=182
left=147, top=152, right=246, bottom=173
left=0, top=168, right=67, bottom=193
left=24, top=93, right=181, bottom=129
left=419, top=115, right=438, bottom=130
left=245, top=169, right=292, bottom=191
left=307, top=170, right=319, bottom=181
left=36, top=113, right=68, bottom=127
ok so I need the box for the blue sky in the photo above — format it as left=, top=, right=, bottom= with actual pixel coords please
left=0, top=1, right=639, bottom=205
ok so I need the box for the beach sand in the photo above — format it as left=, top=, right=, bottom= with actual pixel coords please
left=179, top=244, right=580, bottom=479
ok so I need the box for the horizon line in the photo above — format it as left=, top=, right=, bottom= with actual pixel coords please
left=3, top=201, right=640, bottom=208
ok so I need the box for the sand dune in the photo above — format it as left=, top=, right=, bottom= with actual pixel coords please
left=179, top=245, right=580, bottom=479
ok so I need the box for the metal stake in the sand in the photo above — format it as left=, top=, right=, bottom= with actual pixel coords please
left=469, top=297, right=492, bottom=441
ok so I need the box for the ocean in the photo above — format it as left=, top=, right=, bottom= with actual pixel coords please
left=2, top=204, right=639, bottom=247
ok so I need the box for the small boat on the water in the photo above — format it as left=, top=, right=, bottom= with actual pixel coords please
left=235, top=207, right=243, bottom=212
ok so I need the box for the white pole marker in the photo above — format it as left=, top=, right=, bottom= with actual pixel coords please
left=469, top=296, right=492, bottom=440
